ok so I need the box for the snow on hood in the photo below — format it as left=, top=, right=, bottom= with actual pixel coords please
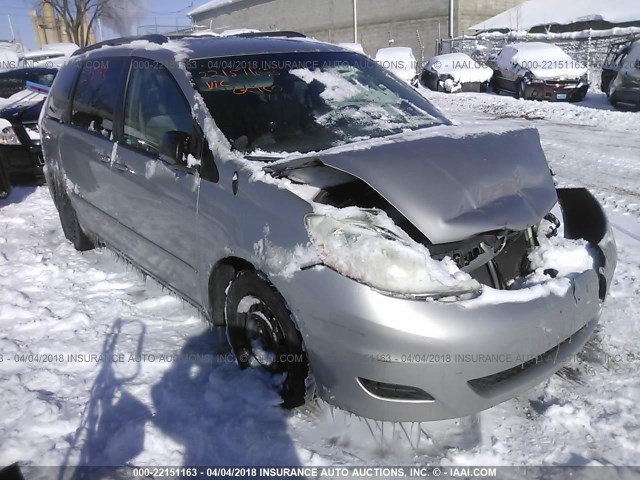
left=428, top=53, right=493, bottom=84
left=510, top=43, right=587, bottom=79
left=289, top=122, right=558, bottom=244
left=0, top=89, right=45, bottom=113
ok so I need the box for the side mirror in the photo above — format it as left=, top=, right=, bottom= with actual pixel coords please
left=160, top=131, right=191, bottom=166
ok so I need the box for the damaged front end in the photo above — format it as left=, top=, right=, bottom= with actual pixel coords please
left=266, top=123, right=616, bottom=300
left=261, top=123, right=617, bottom=421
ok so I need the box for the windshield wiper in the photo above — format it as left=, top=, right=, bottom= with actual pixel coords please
left=244, top=154, right=286, bottom=162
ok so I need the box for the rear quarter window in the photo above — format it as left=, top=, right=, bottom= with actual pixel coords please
left=46, top=64, right=79, bottom=122
left=70, top=57, right=128, bottom=139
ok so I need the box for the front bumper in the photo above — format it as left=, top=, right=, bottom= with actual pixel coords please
left=276, top=231, right=615, bottom=421
left=523, top=81, right=588, bottom=101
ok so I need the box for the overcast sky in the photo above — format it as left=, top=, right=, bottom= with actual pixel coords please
left=1, top=0, right=211, bottom=50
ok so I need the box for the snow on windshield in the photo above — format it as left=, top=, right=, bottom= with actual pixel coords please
left=189, top=53, right=446, bottom=154
left=290, top=66, right=432, bottom=136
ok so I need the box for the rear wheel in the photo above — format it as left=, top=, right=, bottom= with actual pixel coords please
left=0, top=161, right=10, bottom=200
left=225, top=270, right=309, bottom=408
left=56, top=191, right=94, bottom=251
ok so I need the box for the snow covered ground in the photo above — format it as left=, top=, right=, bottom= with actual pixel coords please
left=1, top=90, right=639, bottom=469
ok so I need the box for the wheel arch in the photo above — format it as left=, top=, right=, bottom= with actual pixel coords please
left=207, top=256, right=256, bottom=326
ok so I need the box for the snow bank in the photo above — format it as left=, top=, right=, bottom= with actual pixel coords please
left=419, top=88, right=640, bottom=133
left=472, top=0, right=640, bottom=32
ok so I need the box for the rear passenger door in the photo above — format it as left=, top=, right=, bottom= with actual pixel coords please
left=58, top=56, right=130, bottom=243
left=111, top=59, right=201, bottom=301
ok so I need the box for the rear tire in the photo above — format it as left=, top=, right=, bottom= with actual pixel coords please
left=56, top=191, right=94, bottom=251
left=0, top=161, right=10, bottom=200
left=225, top=270, right=309, bottom=408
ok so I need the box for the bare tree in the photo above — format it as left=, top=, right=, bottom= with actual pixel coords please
left=39, top=0, right=147, bottom=47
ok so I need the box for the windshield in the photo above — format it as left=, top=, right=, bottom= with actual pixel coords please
left=188, top=52, right=449, bottom=154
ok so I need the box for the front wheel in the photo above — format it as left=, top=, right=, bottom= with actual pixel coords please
left=518, top=78, right=528, bottom=100
left=608, top=82, right=619, bottom=109
left=225, top=270, right=310, bottom=408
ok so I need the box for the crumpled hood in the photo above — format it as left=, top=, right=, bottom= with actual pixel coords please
left=310, top=122, right=557, bottom=244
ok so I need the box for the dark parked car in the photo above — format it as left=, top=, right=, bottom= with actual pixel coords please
left=0, top=70, right=54, bottom=198
left=607, top=39, right=640, bottom=110
left=601, top=34, right=640, bottom=96
left=487, top=43, right=589, bottom=102
left=40, top=34, right=616, bottom=422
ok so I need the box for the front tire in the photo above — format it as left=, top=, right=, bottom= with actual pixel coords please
left=56, top=191, right=94, bottom=251
left=225, top=270, right=309, bottom=408
left=517, top=78, right=528, bottom=100
left=608, top=82, right=619, bottom=109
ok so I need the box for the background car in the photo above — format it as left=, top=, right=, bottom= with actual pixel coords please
left=607, top=39, right=640, bottom=110
left=0, top=71, right=53, bottom=197
left=601, top=35, right=640, bottom=95
left=487, top=42, right=588, bottom=102
left=421, top=53, right=493, bottom=93
left=375, top=46, right=418, bottom=85
left=0, top=67, right=57, bottom=99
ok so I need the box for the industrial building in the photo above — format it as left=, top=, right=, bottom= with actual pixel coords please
left=188, top=0, right=525, bottom=62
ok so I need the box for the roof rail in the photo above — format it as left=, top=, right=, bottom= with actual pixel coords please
left=72, top=34, right=169, bottom=56
left=234, top=31, right=307, bottom=39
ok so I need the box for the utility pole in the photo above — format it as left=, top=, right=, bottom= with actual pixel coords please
left=353, top=0, right=358, bottom=43
left=449, top=0, right=454, bottom=38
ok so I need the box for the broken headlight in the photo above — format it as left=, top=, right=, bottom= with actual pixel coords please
left=304, top=212, right=481, bottom=299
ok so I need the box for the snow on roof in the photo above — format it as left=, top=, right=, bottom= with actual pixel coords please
left=188, top=0, right=247, bottom=16
left=472, top=0, right=640, bottom=32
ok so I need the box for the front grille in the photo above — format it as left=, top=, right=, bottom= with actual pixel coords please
left=467, top=323, right=591, bottom=396
left=544, top=79, right=579, bottom=87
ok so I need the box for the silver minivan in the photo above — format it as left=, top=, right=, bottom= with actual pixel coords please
left=40, top=33, right=616, bottom=421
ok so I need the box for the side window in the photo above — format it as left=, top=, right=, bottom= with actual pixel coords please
left=71, top=57, right=128, bottom=138
left=123, top=60, right=194, bottom=159
left=46, top=65, right=77, bottom=121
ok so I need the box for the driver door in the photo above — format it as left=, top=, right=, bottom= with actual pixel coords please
left=109, top=60, right=202, bottom=303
